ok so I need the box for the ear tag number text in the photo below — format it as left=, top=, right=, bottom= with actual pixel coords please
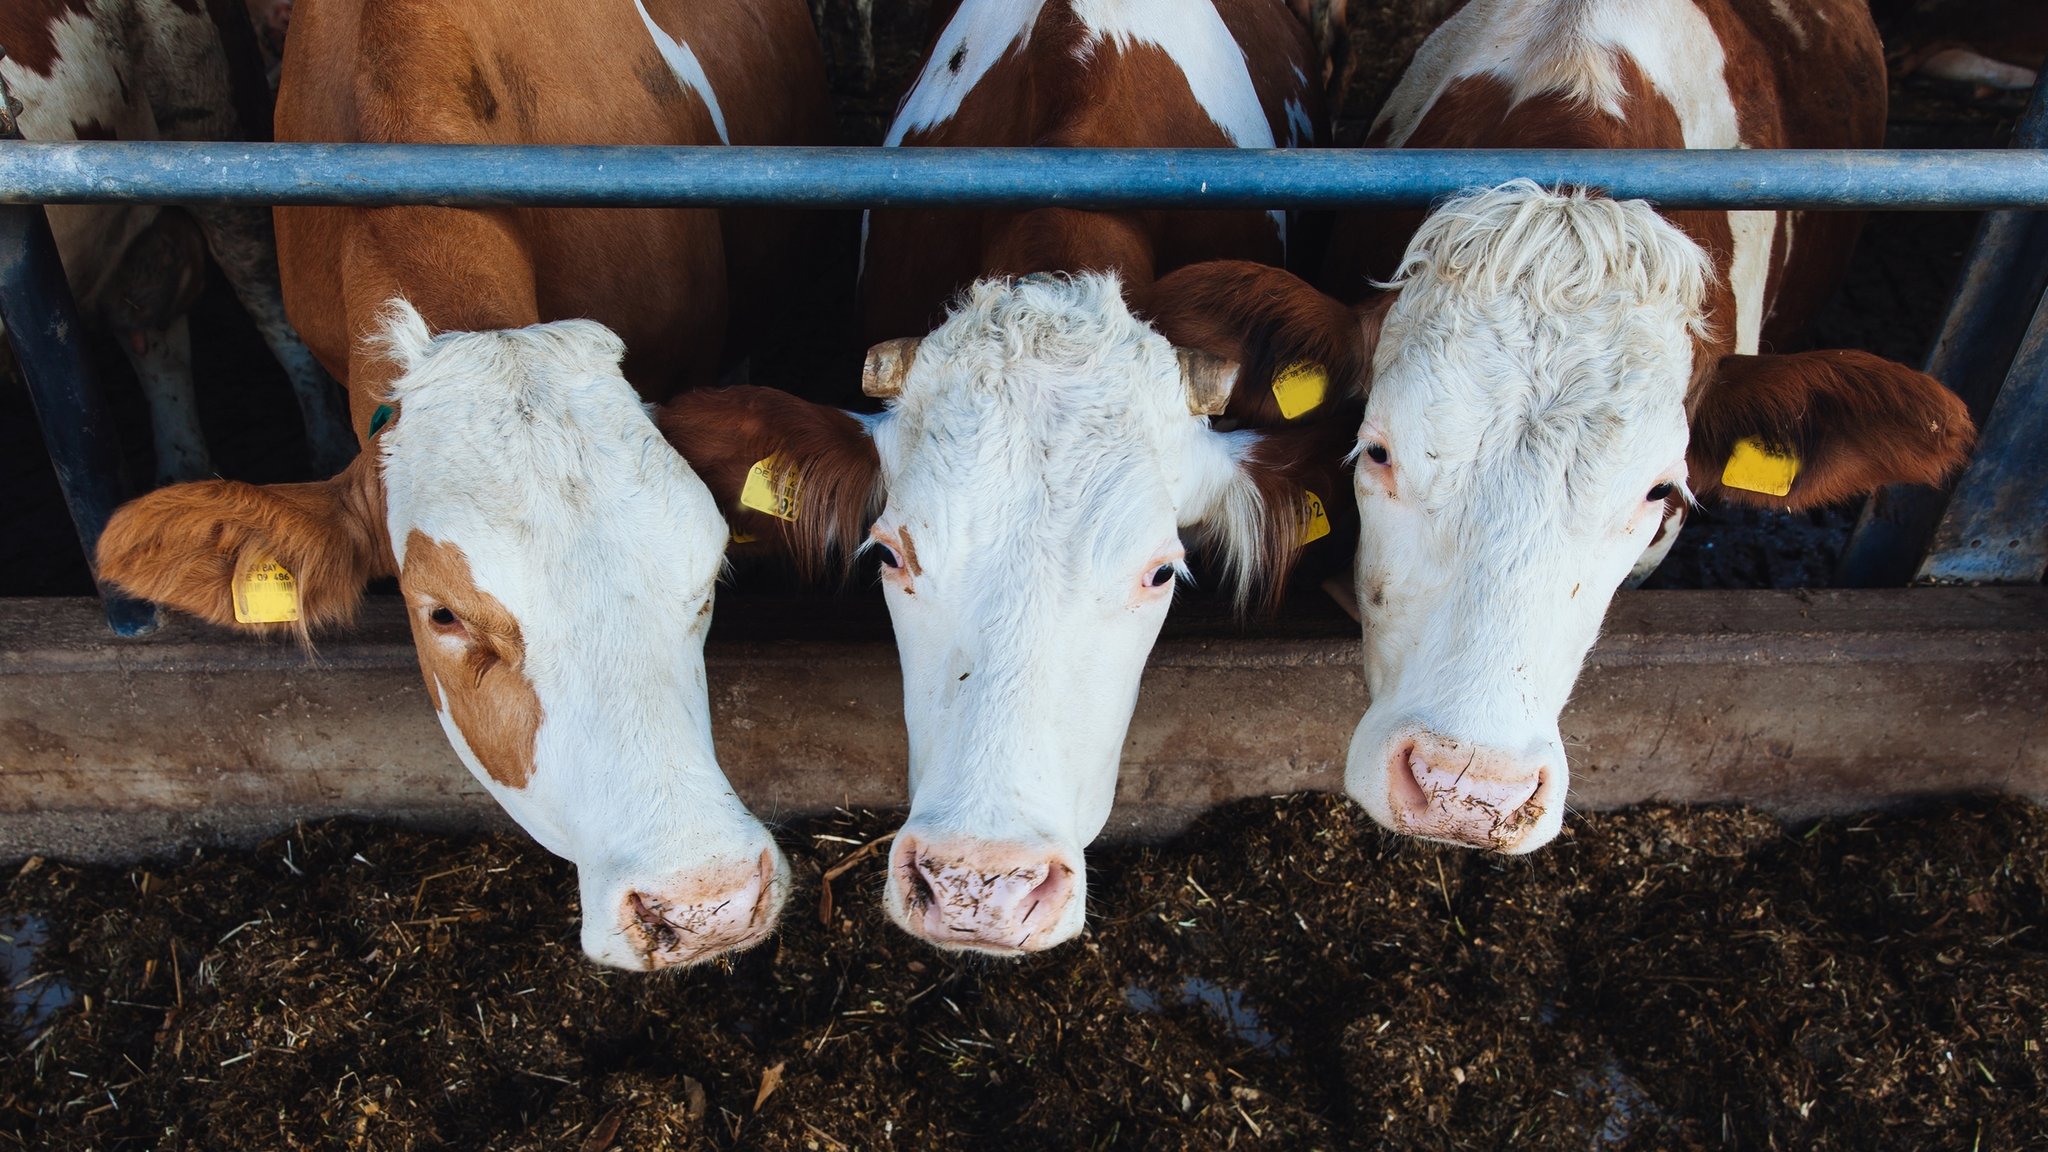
left=1300, top=490, right=1332, bottom=546
left=740, top=456, right=802, bottom=521
left=1271, top=362, right=1329, bottom=420
left=233, top=557, right=301, bottom=624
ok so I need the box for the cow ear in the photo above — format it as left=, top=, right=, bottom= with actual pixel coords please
left=1689, top=350, right=1975, bottom=508
left=1143, top=260, right=1383, bottom=426
left=96, top=451, right=392, bottom=637
left=655, top=386, right=883, bottom=581
left=1189, top=418, right=1360, bottom=617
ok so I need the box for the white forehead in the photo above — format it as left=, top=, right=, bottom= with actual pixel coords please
left=1369, top=184, right=1708, bottom=528
left=873, top=274, right=1214, bottom=546
left=376, top=310, right=725, bottom=611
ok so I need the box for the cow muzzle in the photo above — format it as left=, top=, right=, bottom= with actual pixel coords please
left=1379, top=730, right=1560, bottom=853
left=602, top=846, right=786, bottom=970
left=884, top=832, right=1083, bottom=955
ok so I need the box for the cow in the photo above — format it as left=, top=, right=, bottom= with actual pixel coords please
left=0, top=0, right=355, bottom=483
left=93, top=0, right=834, bottom=970
left=1286, top=0, right=1975, bottom=852
left=1884, top=0, right=2045, bottom=96
left=661, top=0, right=1355, bottom=956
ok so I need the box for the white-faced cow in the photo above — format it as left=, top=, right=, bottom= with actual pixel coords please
left=0, top=0, right=355, bottom=481
left=1303, top=0, right=1976, bottom=852
left=95, top=0, right=833, bottom=970
left=663, top=0, right=1356, bottom=956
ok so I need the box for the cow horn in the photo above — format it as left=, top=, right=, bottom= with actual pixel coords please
left=1178, top=348, right=1237, bottom=416
left=862, top=337, right=921, bottom=399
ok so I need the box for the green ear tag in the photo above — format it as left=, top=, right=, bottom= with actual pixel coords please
left=368, top=404, right=397, bottom=439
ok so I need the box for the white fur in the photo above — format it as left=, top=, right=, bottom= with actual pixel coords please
left=4, top=3, right=161, bottom=307
left=1369, top=0, right=1772, bottom=353
left=865, top=0, right=1296, bottom=274
left=859, top=274, right=1272, bottom=944
left=885, top=0, right=1050, bottom=147
left=633, top=0, right=729, bottom=143
left=372, top=303, right=780, bottom=969
left=1346, top=183, right=1711, bottom=851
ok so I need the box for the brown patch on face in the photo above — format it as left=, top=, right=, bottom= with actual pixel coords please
left=402, top=531, right=542, bottom=790
left=895, top=527, right=924, bottom=578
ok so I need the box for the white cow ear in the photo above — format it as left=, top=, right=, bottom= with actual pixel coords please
left=373, top=298, right=436, bottom=373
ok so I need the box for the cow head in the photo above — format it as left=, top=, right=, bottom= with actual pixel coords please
left=1344, top=182, right=1974, bottom=853
left=97, top=302, right=785, bottom=970
left=663, top=271, right=1348, bottom=954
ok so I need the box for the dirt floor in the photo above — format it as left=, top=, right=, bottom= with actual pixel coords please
left=3, top=798, right=2045, bottom=1150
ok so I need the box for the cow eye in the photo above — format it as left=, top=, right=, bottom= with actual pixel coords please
left=1364, top=442, right=1390, bottom=466
left=428, top=606, right=461, bottom=631
left=875, top=543, right=903, bottom=570
left=1647, top=482, right=1675, bottom=502
left=1145, top=563, right=1175, bottom=589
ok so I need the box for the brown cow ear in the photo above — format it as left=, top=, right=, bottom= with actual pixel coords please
left=1143, top=260, right=1383, bottom=425
left=1690, top=350, right=1975, bottom=508
left=96, top=450, right=392, bottom=637
left=655, top=386, right=883, bottom=582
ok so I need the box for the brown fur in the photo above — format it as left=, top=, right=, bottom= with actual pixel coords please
left=1690, top=350, right=1976, bottom=509
left=96, top=448, right=392, bottom=642
left=0, top=0, right=96, bottom=77
left=401, top=531, right=541, bottom=789
left=1317, top=0, right=1970, bottom=513
left=274, top=0, right=830, bottom=434
left=656, top=387, right=882, bottom=582
left=1219, top=416, right=1364, bottom=616
left=1144, top=260, right=1384, bottom=423
left=860, top=0, right=1321, bottom=340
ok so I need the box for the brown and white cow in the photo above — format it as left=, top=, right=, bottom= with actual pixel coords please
left=0, top=0, right=355, bottom=481
left=663, top=0, right=1356, bottom=956
left=1298, top=0, right=1975, bottom=852
left=95, top=0, right=833, bottom=970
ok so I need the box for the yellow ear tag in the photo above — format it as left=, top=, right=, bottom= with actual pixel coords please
left=1299, top=490, right=1332, bottom=546
left=232, top=557, right=301, bottom=624
left=1270, top=361, right=1329, bottom=420
left=739, top=456, right=801, bottom=522
left=1721, top=436, right=1800, bottom=497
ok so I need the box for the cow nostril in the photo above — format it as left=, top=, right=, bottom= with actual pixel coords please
left=1390, top=743, right=1429, bottom=811
left=1020, top=864, right=1070, bottom=925
left=628, top=892, right=681, bottom=952
left=903, top=856, right=938, bottom=912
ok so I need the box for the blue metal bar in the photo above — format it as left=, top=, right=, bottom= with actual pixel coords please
left=1839, top=70, right=2048, bottom=585
left=0, top=98, right=158, bottom=636
left=2, top=143, right=2048, bottom=209
left=1915, top=286, right=2048, bottom=584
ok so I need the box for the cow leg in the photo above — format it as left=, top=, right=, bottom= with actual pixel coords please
left=119, top=318, right=211, bottom=485
left=190, top=204, right=356, bottom=474
left=101, top=211, right=211, bottom=486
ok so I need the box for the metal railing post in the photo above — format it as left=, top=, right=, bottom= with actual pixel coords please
left=1837, top=72, right=2048, bottom=586
left=0, top=65, right=159, bottom=636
